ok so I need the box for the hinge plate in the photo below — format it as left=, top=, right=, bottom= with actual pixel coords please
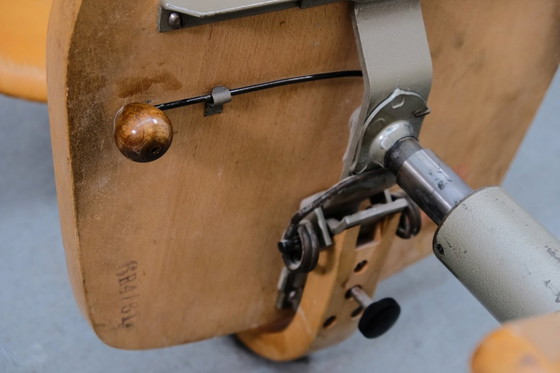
left=158, top=0, right=339, bottom=31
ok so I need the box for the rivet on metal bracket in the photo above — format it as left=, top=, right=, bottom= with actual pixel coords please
left=167, top=11, right=182, bottom=29
left=204, top=86, right=232, bottom=116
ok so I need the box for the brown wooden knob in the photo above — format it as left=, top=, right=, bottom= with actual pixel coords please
left=114, top=103, right=173, bottom=162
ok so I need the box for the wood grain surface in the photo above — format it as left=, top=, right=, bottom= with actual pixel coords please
left=47, top=0, right=560, bottom=351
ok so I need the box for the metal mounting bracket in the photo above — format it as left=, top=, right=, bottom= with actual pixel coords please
left=158, top=0, right=339, bottom=31
left=158, top=0, right=432, bottom=175
left=276, top=187, right=414, bottom=310
left=342, top=0, right=432, bottom=175
left=275, top=0, right=433, bottom=310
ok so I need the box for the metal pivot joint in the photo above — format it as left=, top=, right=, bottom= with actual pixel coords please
left=385, top=137, right=560, bottom=322
left=385, top=137, right=473, bottom=225
left=342, top=0, right=432, bottom=176
left=278, top=185, right=420, bottom=275
left=278, top=0, right=432, bottom=272
left=348, top=2, right=559, bottom=323
left=276, top=0, right=431, bottom=312
left=276, top=176, right=422, bottom=310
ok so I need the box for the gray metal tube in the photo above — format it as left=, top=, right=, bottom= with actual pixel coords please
left=351, top=286, right=372, bottom=308
left=386, top=137, right=473, bottom=225
left=434, top=187, right=560, bottom=322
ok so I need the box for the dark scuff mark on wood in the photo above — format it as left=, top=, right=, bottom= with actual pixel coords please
left=118, top=72, right=183, bottom=98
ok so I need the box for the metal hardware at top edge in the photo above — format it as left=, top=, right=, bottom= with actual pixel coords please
left=158, top=0, right=340, bottom=31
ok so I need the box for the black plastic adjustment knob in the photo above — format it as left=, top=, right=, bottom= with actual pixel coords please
left=358, top=297, right=401, bottom=339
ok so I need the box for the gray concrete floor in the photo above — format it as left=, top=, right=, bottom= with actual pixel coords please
left=0, top=71, right=558, bottom=372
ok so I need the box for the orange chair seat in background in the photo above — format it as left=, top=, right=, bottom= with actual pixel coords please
left=0, top=0, right=51, bottom=102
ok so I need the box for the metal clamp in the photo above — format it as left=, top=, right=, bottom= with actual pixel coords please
left=204, top=86, right=232, bottom=116
left=277, top=187, right=420, bottom=310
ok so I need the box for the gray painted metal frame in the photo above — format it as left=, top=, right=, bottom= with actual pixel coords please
left=158, top=0, right=339, bottom=30
left=434, top=187, right=560, bottom=322
left=342, top=0, right=432, bottom=175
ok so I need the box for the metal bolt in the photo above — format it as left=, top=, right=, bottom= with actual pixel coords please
left=277, top=239, right=294, bottom=254
left=168, top=12, right=182, bottom=29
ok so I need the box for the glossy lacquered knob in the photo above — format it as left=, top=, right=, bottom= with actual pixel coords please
left=114, top=103, right=173, bottom=162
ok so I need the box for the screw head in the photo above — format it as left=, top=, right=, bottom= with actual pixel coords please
left=168, top=12, right=182, bottom=29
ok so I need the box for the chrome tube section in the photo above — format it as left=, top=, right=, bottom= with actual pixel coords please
left=385, top=137, right=473, bottom=225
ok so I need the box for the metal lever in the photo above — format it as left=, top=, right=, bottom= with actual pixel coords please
left=327, top=198, right=408, bottom=235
